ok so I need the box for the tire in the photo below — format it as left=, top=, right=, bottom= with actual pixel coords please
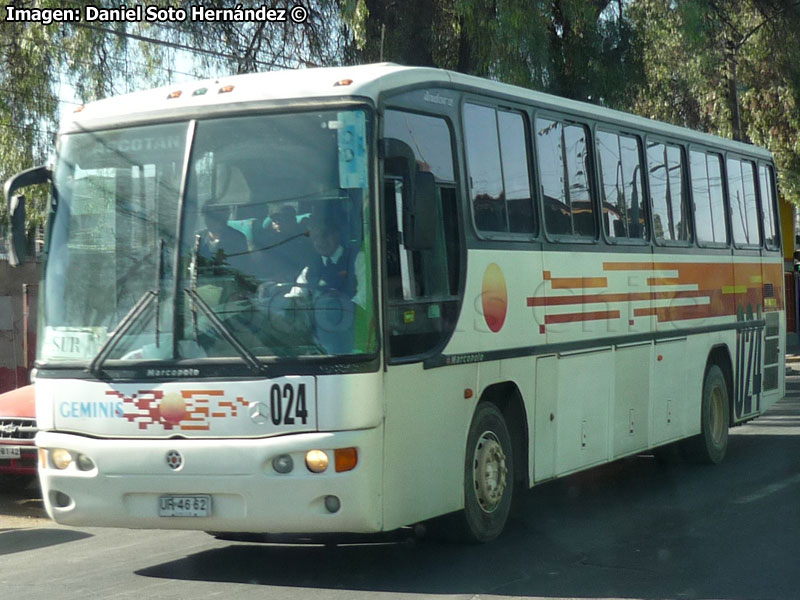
left=457, top=403, right=514, bottom=542
left=684, top=364, right=730, bottom=464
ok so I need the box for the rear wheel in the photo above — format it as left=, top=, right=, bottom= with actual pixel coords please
left=457, top=403, right=514, bottom=542
left=684, top=364, right=730, bottom=464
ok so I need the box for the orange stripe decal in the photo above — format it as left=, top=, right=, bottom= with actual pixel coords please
left=545, top=310, right=620, bottom=324
left=549, top=276, right=608, bottom=289
left=647, top=277, right=682, bottom=286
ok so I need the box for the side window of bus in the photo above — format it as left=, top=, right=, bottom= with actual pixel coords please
left=596, top=130, right=647, bottom=241
left=536, top=117, right=596, bottom=239
left=463, top=103, right=535, bottom=235
left=383, top=109, right=462, bottom=359
left=647, top=141, right=691, bottom=244
left=727, top=157, right=761, bottom=248
left=691, top=150, right=727, bottom=245
left=759, top=164, right=780, bottom=251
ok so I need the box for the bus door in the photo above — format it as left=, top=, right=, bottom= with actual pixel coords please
left=379, top=107, right=466, bottom=529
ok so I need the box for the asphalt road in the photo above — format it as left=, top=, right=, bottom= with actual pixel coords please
left=1, top=377, right=799, bottom=600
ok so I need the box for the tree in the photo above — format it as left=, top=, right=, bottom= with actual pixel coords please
left=1, top=1, right=352, bottom=238
left=628, top=0, right=800, bottom=203
left=1, top=0, right=169, bottom=236
left=340, top=0, right=642, bottom=107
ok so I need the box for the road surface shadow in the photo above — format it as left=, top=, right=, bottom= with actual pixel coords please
left=0, top=528, right=92, bottom=555
left=137, top=429, right=800, bottom=600
left=0, top=476, right=46, bottom=521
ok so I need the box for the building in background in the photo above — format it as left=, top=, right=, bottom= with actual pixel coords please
left=0, top=259, right=40, bottom=394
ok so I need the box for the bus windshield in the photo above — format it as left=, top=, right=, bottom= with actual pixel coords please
left=41, top=109, right=376, bottom=366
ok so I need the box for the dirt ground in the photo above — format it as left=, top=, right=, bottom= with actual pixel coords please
left=0, top=476, right=49, bottom=529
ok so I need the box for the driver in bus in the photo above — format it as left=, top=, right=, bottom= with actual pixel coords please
left=284, top=206, right=366, bottom=352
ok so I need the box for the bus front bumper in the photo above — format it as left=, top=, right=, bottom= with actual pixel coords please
left=36, top=427, right=383, bottom=534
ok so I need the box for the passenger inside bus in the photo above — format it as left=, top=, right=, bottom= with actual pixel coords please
left=251, top=204, right=314, bottom=284
left=196, top=202, right=251, bottom=274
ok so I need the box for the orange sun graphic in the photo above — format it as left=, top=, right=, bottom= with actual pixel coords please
left=482, top=263, right=508, bottom=333
left=159, top=392, right=187, bottom=426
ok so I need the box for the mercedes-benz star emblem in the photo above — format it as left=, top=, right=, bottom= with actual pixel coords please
left=249, top=401, right=270, bottom=425
left=166, top=450, right=183, bottom=470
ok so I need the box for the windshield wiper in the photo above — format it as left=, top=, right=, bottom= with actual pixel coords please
left=87, top=289, right=158, bottom=377
left=184, top=288, right=264, bottom=375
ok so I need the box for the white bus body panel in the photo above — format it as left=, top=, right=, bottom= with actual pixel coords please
left=35, top=374, right=386, bottom=532
left=441, top=249, right=784, bottom=485
left=37, top=427, right=383, bottom=533
left=36, top=374, right=383, bottom=437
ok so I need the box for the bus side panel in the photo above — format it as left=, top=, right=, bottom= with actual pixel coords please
left=381, top=363, right=476, bottom=531
left=534, top=350, right=613, bottom=481
left=554, top=349, right=612, bottom=476
left=533, top=355, right=557, bottom=482
left=758, top=260, right=785, bottom=416
left=612, top=343, right=651, bottom=458
left=651, top=338, right=688, bottom=445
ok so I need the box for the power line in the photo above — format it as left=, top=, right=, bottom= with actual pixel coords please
left=72, top=22, right=295, bottom=71
left=0, top=19, right=306, bottom=148
left=55, top=49, right=208, bottom=80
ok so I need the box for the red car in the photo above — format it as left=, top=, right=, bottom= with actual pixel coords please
left=0, top=385, right=37, bottom=476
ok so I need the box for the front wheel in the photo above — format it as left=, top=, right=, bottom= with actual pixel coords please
left=459, top=403, right=514, bottom=542
left=684, top=363, right=730, bottom=464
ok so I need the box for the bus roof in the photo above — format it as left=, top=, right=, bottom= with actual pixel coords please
left=65, top=63, right=771, bottom=160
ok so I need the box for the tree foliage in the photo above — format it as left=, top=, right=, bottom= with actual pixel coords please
left=0, top=0, right=351, bottom=234
left=340, top=0, right=642, bottom=107
left=340, top=0, right=800, bottom=203
left=628, top=0, right=800, bottom=203
left=3, top=0, right=800, bottom=241
left=1, top=0, right=166, bottom=232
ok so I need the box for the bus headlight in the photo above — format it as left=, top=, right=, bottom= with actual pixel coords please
left=51, top=449, right=73, bottom=470
left=305, top=450, right=329, bottom=473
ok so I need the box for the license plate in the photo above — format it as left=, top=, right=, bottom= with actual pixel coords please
left=158, top=495, right=211, bottom=517
left=0, top=446, right=21, bottom=460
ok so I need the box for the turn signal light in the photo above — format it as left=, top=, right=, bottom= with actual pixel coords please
left=334, top=447, right=358, bottom=472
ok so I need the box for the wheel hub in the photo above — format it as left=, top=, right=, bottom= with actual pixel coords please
left=473, top=431, right=508, bottom=513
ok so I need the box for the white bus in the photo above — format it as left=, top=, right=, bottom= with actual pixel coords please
left=5, top=64, right=784, bottom=542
